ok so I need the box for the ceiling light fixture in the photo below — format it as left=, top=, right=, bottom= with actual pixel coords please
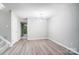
left=34, top=10, right=51, bottom=18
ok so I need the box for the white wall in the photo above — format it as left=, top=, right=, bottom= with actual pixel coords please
left=11, top=11, right=21, bottom=46
left=48, top=4, right=79, bottom=54
left=27, top=17, right=48, bottom=40
left=0, top=10, right=11, bottom=42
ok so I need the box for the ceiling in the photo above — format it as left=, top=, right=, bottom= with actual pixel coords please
left=3, top=3, right=55, bottom=19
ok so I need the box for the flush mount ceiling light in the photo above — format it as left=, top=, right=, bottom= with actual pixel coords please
left=34, top=10, right=51, bottom=18
left=0, top=3, right=5, bottom=10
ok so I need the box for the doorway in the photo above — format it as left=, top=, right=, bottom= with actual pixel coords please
left=21, top=22, right=27, bottom=39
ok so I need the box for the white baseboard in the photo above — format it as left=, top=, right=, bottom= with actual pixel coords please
left=49, top=37, right=79, bottom=55
left=27, top=37, right=48, bottom=40
left=10, top=38, right=21, bottom=47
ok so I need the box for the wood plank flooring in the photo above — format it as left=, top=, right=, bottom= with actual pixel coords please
left=3, top=39, right=77, bottom=55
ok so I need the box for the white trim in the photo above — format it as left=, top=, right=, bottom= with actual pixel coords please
left=0, top=43, right=8, bottom=51
left=0, top=44, right=9, bottom=54
left=10, top=38, right=21, bottom=47
left=49, top=37, right=79, bottom=55
left=27, top=37, right=48, bottom=40
left=0, top=36, right=10, bottom=45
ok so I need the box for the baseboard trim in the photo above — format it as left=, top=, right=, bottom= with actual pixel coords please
left=49, top=37, right=79, bottom=55
left=10, top=38, right=21, bottom=47
left=27, top=37, right=48, bottom=40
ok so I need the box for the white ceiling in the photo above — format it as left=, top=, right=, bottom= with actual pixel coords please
left=3, top=3, right=55, bottom=18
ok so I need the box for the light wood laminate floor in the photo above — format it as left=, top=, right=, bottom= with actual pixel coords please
left=3, top=39, right=77, bottom=55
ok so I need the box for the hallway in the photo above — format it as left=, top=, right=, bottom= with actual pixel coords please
left=4, top=39, right=76, bottom=55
